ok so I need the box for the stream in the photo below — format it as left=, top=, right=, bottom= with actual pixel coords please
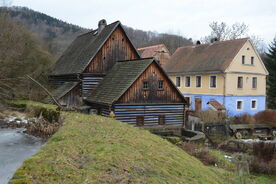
left=0, top=128, right=45, bottom=184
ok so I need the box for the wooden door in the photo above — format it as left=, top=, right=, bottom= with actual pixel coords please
left=195, top=97, right=202, bottom=111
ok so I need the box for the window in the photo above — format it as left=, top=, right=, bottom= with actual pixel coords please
left=237, top=77, right=243, bottom=88
left=251, top=100, right=257, bottom=109
left=136, top=116, right=144, bottom=126
left=184, top=96, right=191, bottom=108
left=158, top=80, right=164, bottom=90
left=196, top=76, right=201, bottom=88
left=176, top=76, right=181, bottom=87
left=252, top=77, right=257, bottom=89
left=158, top=115, right=165, bottom=125
left=242, top=55, right=245, bottom=64
left=210, top=76, right=217, bottom=88
left=143, top=81, right=149, bottom=90
left=236, top=100, right=243, bottom=110
left=251, top=56, right=254, bottom=65
left=185, top=76, right=191, bottom=87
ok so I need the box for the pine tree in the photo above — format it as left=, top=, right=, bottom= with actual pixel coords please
left=265, top=37, right=276, bottom=109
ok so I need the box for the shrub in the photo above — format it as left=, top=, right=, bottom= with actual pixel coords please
left=195, top=110, right=226, bottom=123
left=254, top=110, right=276, bottom=126
left=180, top=142, right=218, bottom=166
left=232, top=113, right=256, bottom=124
left=249, top=142, right=276, bottom=175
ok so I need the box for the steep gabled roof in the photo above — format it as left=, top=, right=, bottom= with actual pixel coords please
left=45, top=82, right=79, bottom=103
left=51, top=21, right=139, bottom=75
left=86, top=58, right=186, bottom=105
left=164, top=38, right=248, bottom=74
left=137, top=44, right=169, bottom=58
left=86, top=58, right=153, bottom=105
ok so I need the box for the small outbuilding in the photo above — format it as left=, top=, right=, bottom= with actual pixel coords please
left=86, top=58, right=187, bottom=126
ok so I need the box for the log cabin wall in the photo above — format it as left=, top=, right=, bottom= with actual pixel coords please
left=58, top=84, right=81, bottom=106
left=114, top=104, right=184, bottom=125
left=85, top=26, right=139, bottom=74
left=81, top=74, right=104, bottom=97
left=117, top=62, right=183, bottom=104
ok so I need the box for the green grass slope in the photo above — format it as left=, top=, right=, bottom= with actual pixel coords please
left=10, top=101, right=229, bottom=184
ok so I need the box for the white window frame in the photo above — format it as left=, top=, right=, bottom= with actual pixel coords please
left=184, top=96, right=192, bottom=109
left=176, top=76, right=181, bottom=88
left=252, top=77, right=257, bottom=89
left=242, top=55, right=245, bottom=64
left=236, top=100, right=243, bottom=111
left=209, top=75, right=217, bottom=89
left=185, top=76, right=191, bottom=88
left=251, top=99, right=257, bottom=110
left=237, top=76, right=243, bottom=89
left=195, top=75, right=202, bottom=88
left=251, top=56, right=254, bottom=65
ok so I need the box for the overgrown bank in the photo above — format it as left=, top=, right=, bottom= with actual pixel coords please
left=10, top=101, right=276, bottom=184
left=10, top=101, right=228, bottom=184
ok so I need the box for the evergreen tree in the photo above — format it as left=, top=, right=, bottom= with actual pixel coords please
left=265, top=37, right=276, bottom=109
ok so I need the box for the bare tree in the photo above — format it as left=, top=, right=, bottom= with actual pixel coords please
left=202, top=21, right=248, bottom=43
left=201, top=21, right=265, bottom=54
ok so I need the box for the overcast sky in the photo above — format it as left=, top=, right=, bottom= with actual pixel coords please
left=10, top=0, right=276, bottom=47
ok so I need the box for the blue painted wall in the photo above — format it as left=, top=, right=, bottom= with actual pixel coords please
left=183, top=93, right=266, bottom=116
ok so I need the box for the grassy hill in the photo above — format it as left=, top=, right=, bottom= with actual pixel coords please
left=9, top=101, right=230, bottom=184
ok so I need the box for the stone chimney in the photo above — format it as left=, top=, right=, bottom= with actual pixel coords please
left=98, top=19, right=107, bottom=33
left=196, top=40, right=201, bottom=45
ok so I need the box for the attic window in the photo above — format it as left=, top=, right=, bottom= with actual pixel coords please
left=112, top=37, right=115, bottom=40
left=122, top=38, right=124, bottom=42
left=143, top=81, right=149, bottom=90
left=158, top=80, right=164, bottom=90
left=242, top=55, right=245, bottom=64
left=251, top=57, right=254, bottom=65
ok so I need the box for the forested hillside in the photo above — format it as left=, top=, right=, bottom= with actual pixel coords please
left=0, top=6, right=193, bottom=56
left=0, top=9, right=53, bottom=102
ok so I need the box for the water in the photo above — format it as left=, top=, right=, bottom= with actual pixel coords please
left=0, top=128, right=45, bottom=184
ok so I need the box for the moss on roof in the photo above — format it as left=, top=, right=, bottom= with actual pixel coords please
left=86, top=58, right=154, bottom=105
left=51, top=21, right=120, bottom=75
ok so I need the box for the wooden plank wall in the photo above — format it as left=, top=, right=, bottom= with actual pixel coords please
left=114, top=104, right=184, bottom=125
left=58, top=84, right=81, bottom=106
left=117, top=62, right=184, bottom=104
left=85, top=26, right=139, bottom=74
left=81, top=74, right=104, bottom=97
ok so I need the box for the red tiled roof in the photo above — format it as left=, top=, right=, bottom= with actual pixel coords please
left=137, top=44, right=167, bottom=58
left=164, top=38, right=248, bottom=74
left=208, top=100, right=226, bottom=111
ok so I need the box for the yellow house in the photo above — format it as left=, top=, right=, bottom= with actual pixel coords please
left=164, top=38, right=268, bottom=116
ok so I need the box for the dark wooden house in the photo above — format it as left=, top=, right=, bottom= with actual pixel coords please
left=86, top=58, right=187, bottom=126
left=48, top=19, right=140, bottom=106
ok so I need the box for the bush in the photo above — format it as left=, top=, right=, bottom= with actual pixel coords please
left=180, top=142, right=218, bottom=166
left=194, top=110, right=226, bottom=123
left=249, top=142, right=276, bottom=175
left=232, top=113, right=256, bottom=124
left=254, top=110, right=276, bottom=126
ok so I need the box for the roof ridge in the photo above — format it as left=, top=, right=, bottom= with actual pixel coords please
left=117, top=57, right=154, bottom=62
left=137, top=44, right=164, bottom=50
left=77, top=20, right=121, bottom=38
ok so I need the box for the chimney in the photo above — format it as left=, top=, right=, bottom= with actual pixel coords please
left=211, top=37, right=219, bottom=43
left=196, top=40, right=201, bottom=45
left=98, top=19, right=107, bottom=33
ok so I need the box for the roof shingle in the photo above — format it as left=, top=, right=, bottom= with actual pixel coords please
left=51, top=21, right=136, bottom=75
left=86, top=58, right=154, bottom=105
left=164, top=38, right=248, bottom=74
